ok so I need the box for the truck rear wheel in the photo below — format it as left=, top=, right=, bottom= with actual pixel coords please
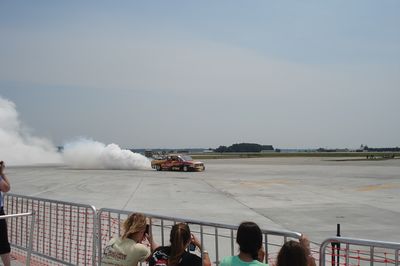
left=156, top=165, right=161, bottom=171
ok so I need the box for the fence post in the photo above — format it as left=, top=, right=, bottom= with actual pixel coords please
left=0, top=212, right=35, bottom=266
left=26, top=211, right=36, bottom=266
left=331, top=224, right=341, bottom=266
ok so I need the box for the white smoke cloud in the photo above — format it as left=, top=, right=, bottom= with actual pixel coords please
left=0, top=96, right=62, bottom=165
left=62, top=138, right=151, bottom=170
left=0, top=95, right=151, bottom=169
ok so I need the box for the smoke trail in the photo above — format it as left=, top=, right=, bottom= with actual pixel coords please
left=0, top=95, right=151, bottom=169
left=0, top=96, right=62, bottom=165
left=62, top=138, right=151, bottom=170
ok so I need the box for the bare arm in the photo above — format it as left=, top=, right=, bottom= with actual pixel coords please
left=202, top=251, right=212, bottom=266
left=0, top=162, right=10, bottom=192
left=191, top=234, right=212, bottom=266
left=144, top=233, right=160, bottom=252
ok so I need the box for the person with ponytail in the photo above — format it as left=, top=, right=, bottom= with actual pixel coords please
left=149, top=223, right=211, bottom=266
left=102, top=213, right=158, bottom=266
left=220, top=222, right=269, bottom=266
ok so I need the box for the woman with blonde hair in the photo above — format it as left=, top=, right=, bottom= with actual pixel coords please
left=102, top=213, right=158, bottom=266
left=149, top=222, right=211, bottom=266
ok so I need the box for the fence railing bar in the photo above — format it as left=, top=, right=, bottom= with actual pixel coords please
left=5, top=194, right=400, bottom=266
left=27, top=212, right=36, bottom=266
left=69, top=204, right=72, bottom=263
left=62, top=203, right=65, bottom=262
left=201, top=225, right=205, bottom=266
left=49, top=202, right=53, bottom=257
left=264, top=233, right=269, bottom=263
left=1, top=211, right=35, bottom=266
left=230, top=229, right=234, bottom=256
left=161, top=219, right=165, bottom=246
left=75, top=206, right=78, bottom=265
left=319, top=237, right=400, bottom=266
left=370, top=246, right=374, bottom=266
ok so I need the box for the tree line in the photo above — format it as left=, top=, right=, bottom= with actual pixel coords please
left=214, top=143, right=274, bottom=153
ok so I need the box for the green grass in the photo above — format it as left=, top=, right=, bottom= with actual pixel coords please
left=190, top=152, right=400, bottom=160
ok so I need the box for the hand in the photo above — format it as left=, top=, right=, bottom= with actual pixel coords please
left=299, top=234, right=311, bottom=255
left=0, top=162, right=10, bottom=193
left=0, top=161, right=4, bottom=174
left=299, top=234, right=310, bottom=247
left=141, top=233, right=151, bottom=246
left=257, top=247, right=265, bottom=262
left=144, top=232, right=150, bottom=241
left=191, top=234, right=201, bottom=249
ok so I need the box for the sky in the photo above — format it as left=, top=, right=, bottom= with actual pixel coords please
left=0, top=1, right=399, bottom=150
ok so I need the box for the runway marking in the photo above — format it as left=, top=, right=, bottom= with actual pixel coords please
left=122, top=178, right=143, bottom=209
left=238, top=180, right=293, bottom=187
left=357, top=183, right=400, bottom=191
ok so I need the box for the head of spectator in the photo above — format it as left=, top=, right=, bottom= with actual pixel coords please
left=168, top=223, right=192, bottom=265
left=277, top=240, right=308, bottom=266
left=102, top=213, right=156, bottom=266
left=121, top=212, right=148, bottom=242
left=149, top=222, right=210, bottom=266
left=236, top=221, right=263, bottom=261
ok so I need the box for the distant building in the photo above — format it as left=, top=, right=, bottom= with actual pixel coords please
left=261, top=145, right=274, bottom=152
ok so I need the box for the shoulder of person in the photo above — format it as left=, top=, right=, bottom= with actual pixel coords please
left=154, top=246, right=169, bottom=254
left=105, top=237, right=118, bottom=246
left=151, top=246, right=170, bottom=258
left=181, top=251, right=202, bottom=264
left=135, top=242, right=151, bottom=251
left=219, top=255, right=234, bottom=266
left=149, top=246, right=169, bottom=266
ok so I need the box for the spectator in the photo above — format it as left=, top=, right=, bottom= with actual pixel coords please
left=0, top=161, right=11, bottom=266
left=101, top=213, right=158, bottom=266
left=220, top=221, right=268, bottom=266
left=149, top=222, right=211, bottom=266
left=276, top=235, right=316, bottom=266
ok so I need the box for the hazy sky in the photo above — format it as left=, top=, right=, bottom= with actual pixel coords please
left=0, top=1, right=399, bottom=149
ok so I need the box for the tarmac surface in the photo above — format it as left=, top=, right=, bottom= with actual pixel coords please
left=5, top=156, right=400, bottom=245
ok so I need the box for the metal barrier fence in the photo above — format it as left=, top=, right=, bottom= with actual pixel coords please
left=0, top=211, right=36, bottom=266
left=97, top=208, right=302, bottom=265
left=4, top=193, right=400, bottom=266
left=4, top=193, right=97, bottom=266
left=320, top=237, right=400, bottom=266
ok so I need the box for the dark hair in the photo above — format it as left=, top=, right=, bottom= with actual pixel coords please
left=236, top=221, right=262, bottom=260
left=168, top=223, right=191, bottom=266
left=277, top=240, right=308, bottom=266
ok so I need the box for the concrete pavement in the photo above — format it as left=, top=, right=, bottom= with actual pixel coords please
left=6, top=157, right=400, bottom=244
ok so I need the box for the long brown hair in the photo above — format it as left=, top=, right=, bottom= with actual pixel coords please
left=121, top=213, right=147, bottom=240
left=277, top=240, right=308, bottom=266
left=168, top=223, right=191, bottom=266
